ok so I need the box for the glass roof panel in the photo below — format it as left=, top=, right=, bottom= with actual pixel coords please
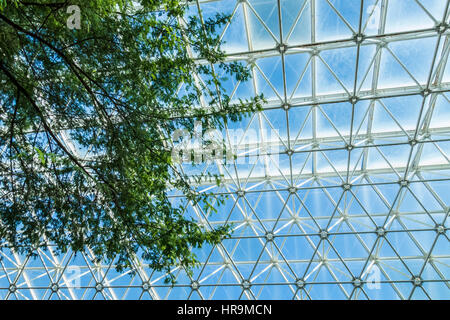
left=1, top=0, right=449, bottom=300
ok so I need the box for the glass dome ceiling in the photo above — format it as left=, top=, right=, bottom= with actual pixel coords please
left=1, top=0, right=449, bottom=300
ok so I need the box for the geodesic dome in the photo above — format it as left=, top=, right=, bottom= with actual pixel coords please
left=1, top=0, right=449, bottom=300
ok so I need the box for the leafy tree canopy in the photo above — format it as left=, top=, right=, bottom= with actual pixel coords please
left=0, top=0, right=263, bottom=282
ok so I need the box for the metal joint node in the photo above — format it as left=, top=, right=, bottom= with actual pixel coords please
left=376, top=227, right=386, bottom=237
left=142, top=282, right=150, bottom=291
left=399, top=179, right=409, bottom=187
left=277, top=43, right=288, bottom=54
left=354, top=33, right=365, bottom=44
left=296, top=278, right=305, bottom=289
left=436, top=225, right=445, bottom=234
left=311, top=49, right=319, bottom=56
left=191, top=280, right=200, bottom=290
left=412, top=276, right=422, bottom=287
left=247, top=57, right=256, bottom=67
left=422, top=88, right=431, bottom=97
left=352, top=278, right=363, bottom=287
left=265, top=231, right=275, bottom=242
left=95, top=282, right=104, bottom=292
left=241, top=279, right=251, bottom=289
left=282, top=103, right=291, bottom=111
left=342, top=183, right=352, bottom=190
left=436, top=23, right=448, bottom=34
left=378, top=41, right=388, bottom=48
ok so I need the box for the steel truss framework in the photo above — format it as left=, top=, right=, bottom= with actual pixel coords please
left=0, top=0, right=449, bottom=299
